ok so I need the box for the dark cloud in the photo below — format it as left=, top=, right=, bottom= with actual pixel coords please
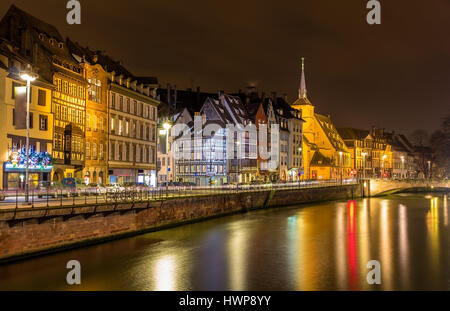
left=1, top=0, right=449, bottom=134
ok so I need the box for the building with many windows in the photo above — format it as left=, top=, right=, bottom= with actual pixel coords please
left=0, top=5, right=85, bottom=184
left=67, top=41, right=109, bottom=184
left=0, top=41, right=53, bottom=189
left=107, top=70, right=159, bottom=186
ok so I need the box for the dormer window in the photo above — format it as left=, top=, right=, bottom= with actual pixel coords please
left=49, top=39, right=54, bottom=46
left=39, top=34, right=44, bottom=40
left=59, top=43, right=64, bottom=49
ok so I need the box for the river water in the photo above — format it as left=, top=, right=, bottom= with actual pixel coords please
left=0, top=193, right=449, bottom=291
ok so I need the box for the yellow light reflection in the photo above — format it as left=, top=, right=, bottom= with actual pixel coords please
left=228, top=230, right=247, bottom=291
left=444, top=195, right=448, bottom=227
left=427, top=197, right=440, bottom=276
left=398, top=204, right=409, bottom=288
left=358, top=199, right=370, bottom=289
left=380, top=200, right=392, bottom=290
left=335, top=204, right=347, bottom=290
left=154, top=255, right=176, bottom=291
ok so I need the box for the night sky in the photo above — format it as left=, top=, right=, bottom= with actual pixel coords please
left=1, top=0, right=449, bottom=135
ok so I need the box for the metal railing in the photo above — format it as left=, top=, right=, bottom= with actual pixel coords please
left=0, top=179, right=360, bottom=210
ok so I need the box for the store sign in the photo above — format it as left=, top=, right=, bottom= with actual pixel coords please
left=5, top=163, right=53, bottom=171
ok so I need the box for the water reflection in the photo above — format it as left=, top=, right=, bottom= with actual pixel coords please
left=0, top=193, right=449, bottom=291
left=347, top=201, right=358, bottom=290
left=154, top=255, right=176, bottom=291
left=427, top=197, right=440, bottom=279
left=398, top=204, right=409, bottom=288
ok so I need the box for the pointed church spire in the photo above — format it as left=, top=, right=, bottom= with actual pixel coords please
left=299, top=57, right=307, bottom=99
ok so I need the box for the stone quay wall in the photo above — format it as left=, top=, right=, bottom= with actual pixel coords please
left=0, top=184, right=362, bottom=263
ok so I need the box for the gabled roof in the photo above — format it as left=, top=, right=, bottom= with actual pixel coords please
left=1, top=5, right=64, bottom=42
left=337, top=128, right=370, bottom=141
left=315, top=113, right=348, bottom=152
left=157, top=88, right=217, bottom=116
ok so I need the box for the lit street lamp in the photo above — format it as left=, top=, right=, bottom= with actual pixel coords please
left=401, top=156, right=405, bottom=179
left=20, top=65, right=37, bottom=204
left=163, top=122, right=172, bottom=155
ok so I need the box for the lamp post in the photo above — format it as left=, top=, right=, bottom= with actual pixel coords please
left=298, top=147, right=302, bottom=181
left=20, top=66, right=37, bottom=204
left=401, top=156, right=405, bottom=179
left=362, top=152, right=368, bottom=180
left=339, top=151, right=343, bottom=184
left=163, top=122, right=172, bottom=156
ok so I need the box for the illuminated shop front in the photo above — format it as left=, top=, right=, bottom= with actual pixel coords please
left=2, top=149, right=53, bottom=190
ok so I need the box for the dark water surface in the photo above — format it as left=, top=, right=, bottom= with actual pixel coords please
left=0, top=193, right=449, bottom=291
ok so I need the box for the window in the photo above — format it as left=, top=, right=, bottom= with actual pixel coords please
left=118, top=119, right=123, bottom=136
left=99, top=144, right=104, bottom=160
left=119, top=96, right=123, bottom=111
left=110, top=117, right=115, bottom=132
left=133, top=100, right=137, bottom=115
left=100, top=117, right=104, bottom=132
left=86, top=114, right=90, bottom=130
left=118, top=143, right=123, bottom=161
left=139, top=102, right=143, bottom=117
left=93, top=143, right=97, bottom=159
left=93, top=115, right=98, bottom=131
left=29, top=112, right=33, bottom=129
left=12, top=82, right=22, bottom=99
left=38, top=89, right=46, bottom=106
left=146, top=126, right=150, bottom=141
left=125, top=120, right=129, bottom=136
left=110, top=142, right=115, bottom=160
left=126, top=98, right=130, bottom=112
left=39, top=115, right=48, bottom=131
left=111, top=93, right=115, bottom=109
left=86, top=142, right=91, bottom=158
left=88, top=78, right=101, bottom=103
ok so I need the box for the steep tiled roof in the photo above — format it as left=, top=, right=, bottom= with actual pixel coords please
left=1, top=5, right=64, bottom=42
left=337, top=128, right=370, bottom=141
left=315, top=113, right=348, bottom=152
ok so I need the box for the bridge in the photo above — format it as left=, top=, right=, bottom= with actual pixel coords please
left=366, top=179, right=450, bottom=197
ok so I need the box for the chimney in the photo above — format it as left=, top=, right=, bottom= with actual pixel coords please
left=271, top=92, right=277, bottom=102
left=196, top=86, right=200, bottom=107
left=173, top=84, right=178, bottom=109
left=167, top=83, right=171, bottom=107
